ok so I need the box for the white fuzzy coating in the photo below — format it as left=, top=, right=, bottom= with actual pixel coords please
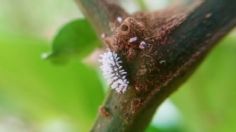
left=117, top=16, right=123, bottom=23
left=99, top=50, right=129, bottom=93
left=129, top=37, right=138, bottom=43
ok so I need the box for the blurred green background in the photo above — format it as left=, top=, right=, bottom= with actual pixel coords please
left=0, top=0, right=236, bottom=132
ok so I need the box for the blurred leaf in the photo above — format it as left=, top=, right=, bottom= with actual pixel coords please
left=146, top=125, right=183, bottom=132
left=48, top=19, right=99, bottom=63
left=0, top=0, right=81, bottom=38
left=171, top=34, right=236, bottom=132
left=0, top=33, right=104, bottom=131
left=146, top=125, right=160, bottom=132
left=135, top=0, right=147, bottom=10
left=148, top=100, right=184, bottom=132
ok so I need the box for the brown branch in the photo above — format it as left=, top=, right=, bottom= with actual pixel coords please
left=75, top=0, right=128, bottom=34
left=76, top=0, right=236, bottom=131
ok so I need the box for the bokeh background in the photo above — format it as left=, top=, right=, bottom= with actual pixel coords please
left=0, top=0, right=236, bottom=132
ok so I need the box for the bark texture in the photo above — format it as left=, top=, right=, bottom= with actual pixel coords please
left=76, top=0, right=236, bottom=131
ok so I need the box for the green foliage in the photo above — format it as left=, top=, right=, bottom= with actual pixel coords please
left=0, top=33, right=104, bottom=131
left=48, top=19, right=100, bottom=63
left=135, top=0, right=147, bottom=10
left=171, top=35, right=236, bottom=132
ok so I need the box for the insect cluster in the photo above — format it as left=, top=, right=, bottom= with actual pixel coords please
left=99, top=49, right=129, bottom=93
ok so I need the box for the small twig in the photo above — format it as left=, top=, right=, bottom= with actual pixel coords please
left=75, top=0, right=128, bottom=34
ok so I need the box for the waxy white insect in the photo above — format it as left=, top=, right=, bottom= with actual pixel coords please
left=129, top=36, right=138, bottom=43
left=99, top=49, right=129, bottom=93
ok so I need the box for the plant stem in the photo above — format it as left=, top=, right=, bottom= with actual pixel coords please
left=75, top=0, right=128, bottom=35
left=76, top=0, right=236, bottom=131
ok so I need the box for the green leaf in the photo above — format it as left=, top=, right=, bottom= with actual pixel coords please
left=146, top=125, right=183, bottom=132
left=171, top=34, right=236, bottom=132
left=0, top=33, right=104, bottom=131
left=135, top=0, right=147, bottom=10
left=48, top=19, right=99, bottom=63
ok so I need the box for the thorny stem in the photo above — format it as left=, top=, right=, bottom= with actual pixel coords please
left=75, top=0, right=236, bottom=131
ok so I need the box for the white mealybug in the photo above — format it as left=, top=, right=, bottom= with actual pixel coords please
left=99, top=49, right=129, bottom=93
